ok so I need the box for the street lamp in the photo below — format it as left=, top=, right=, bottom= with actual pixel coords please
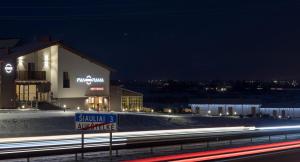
left=63, top=104, right=66, bottom=112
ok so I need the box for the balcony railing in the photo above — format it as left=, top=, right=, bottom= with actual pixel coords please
left=17, top=71, right=46, bottom=80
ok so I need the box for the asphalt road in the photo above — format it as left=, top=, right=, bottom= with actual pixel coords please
left=221, top=148, right=300, bottom=162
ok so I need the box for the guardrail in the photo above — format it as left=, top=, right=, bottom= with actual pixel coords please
left=1, top=128, right=300, bottom=161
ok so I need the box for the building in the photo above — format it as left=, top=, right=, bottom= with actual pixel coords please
left=260, top=103, right=300, bottom=118
left=189, top=99, right=261, bottom=116
left=110, top=85, right=143, bottom=112
left=0, top=37, right=143, bottom=111
left=189, top=98, right=300, bottom=118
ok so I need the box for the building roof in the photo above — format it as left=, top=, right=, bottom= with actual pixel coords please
left=261, top=102, right=300, bottom=108
left=189, top=98, right=261, bottom=105
left=0, top=39, right=115, bottom=72
left=121, top=88, right=143, bottom=96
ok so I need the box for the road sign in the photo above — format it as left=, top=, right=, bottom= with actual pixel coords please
left=75, top=113, right=118, bottom=131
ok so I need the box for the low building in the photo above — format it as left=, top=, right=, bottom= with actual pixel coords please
left=260, top=103, right=300, bottom=118
left=189, top=99, right=261, bottom=116
left=0, top=37, right=143, bottom=111
left=110, top=85, right=143, bottom=112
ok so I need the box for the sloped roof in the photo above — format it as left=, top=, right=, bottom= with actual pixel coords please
left=121, top=88, right=143, bottom=96
left=189, top=98, right=261, bottom=105
left=0, top=40, right=115, bottom=71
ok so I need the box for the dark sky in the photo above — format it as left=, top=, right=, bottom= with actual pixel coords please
left=1, top=0, right=300, bottom=80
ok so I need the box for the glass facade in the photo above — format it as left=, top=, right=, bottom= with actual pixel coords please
left=16, top=84, right=48, bottom=102
left=121, top=96, right=143, bottom=111
left=87, top=96, right=109, bottom=111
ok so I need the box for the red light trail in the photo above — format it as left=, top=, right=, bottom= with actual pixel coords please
left=123, top=139, right=300, bottom=162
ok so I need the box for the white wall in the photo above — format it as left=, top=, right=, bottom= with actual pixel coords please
left=50, top=45, right=58, bottom=98
left=56, top=46, right=110, bottom=98
left=17, top=46, right=53, bottom=83
left=189, top=104, right=261, bottom=116
left=260, top=108, right=300, bottom=118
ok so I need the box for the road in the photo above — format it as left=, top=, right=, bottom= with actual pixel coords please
left=0, top=125, right=300, bottom=161
left=125, top=136, right=300, bottom=162
left=222, top=148, right=300, bottom=162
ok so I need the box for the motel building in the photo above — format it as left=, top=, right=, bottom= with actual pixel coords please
left=0, top=37, right=142, bottom=111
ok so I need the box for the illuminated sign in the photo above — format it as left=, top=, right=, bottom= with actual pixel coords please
left=76, top=75, right=104, bottom=85
left=90, top=87, right=104, bottom=91
left=4, top=63, right=13, bottom=74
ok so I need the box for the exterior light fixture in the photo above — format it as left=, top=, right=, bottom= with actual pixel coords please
left=208, top=110, right=211, bottom=114
left=234, top=112, right=237, bottom=115
left=151, top=109, right=154, bottom=113
left=21, top=105, right=25, bottom=109
left=63, top=104, right=66, bottom=108
left=219, top=113, right=222, bottom=116
left=168, top=109, right=172, bottom=113
left=77, top=106, right=80, bottom=110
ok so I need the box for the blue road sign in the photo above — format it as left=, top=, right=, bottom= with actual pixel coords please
left=75, top=113, right=118, bottom=131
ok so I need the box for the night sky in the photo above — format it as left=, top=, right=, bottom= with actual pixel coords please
left=1, top=0, right=300, bottom=80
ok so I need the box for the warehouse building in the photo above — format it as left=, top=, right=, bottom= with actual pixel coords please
left=189, top=98, right=300, bottom=118
left=189, top=99, right=261, bottom=116
left=0, top=37, right=142, bottom=111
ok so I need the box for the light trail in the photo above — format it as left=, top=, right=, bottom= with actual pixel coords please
left=1, top=124, right=300, bottom=160
left=257, top=125, right=300, bottom=130
left=123, top=139, right=300, bottom=162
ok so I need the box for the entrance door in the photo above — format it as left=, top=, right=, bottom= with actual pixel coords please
left=87, top=97, right=109, bottom=111
left=228, top=107, right=233, bottom=116
left=251, top=107, right=256, bottom=116
left=282, top=110, right=286, bottom=118
left=273, top=110, right=277, bottom=118
left=218, top=107, right=223, bottom=115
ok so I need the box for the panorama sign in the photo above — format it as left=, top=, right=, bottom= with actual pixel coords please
left=75, top=113, right=117, bottom=131
left=4, top=63, right=13, bottom=74
left=76, top=75, right=104, bottom=85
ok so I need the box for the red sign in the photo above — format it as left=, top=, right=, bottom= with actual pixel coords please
left=90, top=87, right=104, bottom=91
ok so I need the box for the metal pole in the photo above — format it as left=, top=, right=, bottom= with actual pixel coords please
left=110, top=124, right=113, bottom=161
left=81, top=133, right=84, bottom=159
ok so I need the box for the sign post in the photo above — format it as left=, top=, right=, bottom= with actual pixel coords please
left=109, top=123, right=113, bottom=161
left=75, top=113, right=118, bottom=160
left=81, top=133, right=84, bottom=159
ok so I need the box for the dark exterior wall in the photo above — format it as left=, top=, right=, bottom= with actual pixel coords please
left=0, top=59, right=16, bottom=108
left=110, top=86, right=122, bottom=112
